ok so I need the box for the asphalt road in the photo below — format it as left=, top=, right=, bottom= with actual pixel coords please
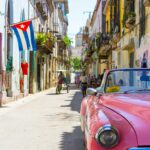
left=0, top=86, right=84, bottom=150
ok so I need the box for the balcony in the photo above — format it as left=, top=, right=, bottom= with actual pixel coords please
left=102, top=33, right=110, bottom=45
left=36, top=1, right=48, bottom=21
left=41, top=13, right=48, bottom=21
left=36, top=33, right=55, bottom=54
left=59, top=40, right=66, bottom=49
left=46, top=0, right=54, bottom=12
left=144, top=0, right=150, bottom=7
left=125, top=13, right=136, bottom=29
left=58, top=7, right=64, bottom=22
left=112, top=26, right=120, bottom=43
left=53, top=0, right=69, bottom=14
left=51, top=22, right=60, bottom=34
left=64, top=16, right=68, bottom=25
left=120, top=31, right=135, bottom=50
left=96, top=32, right=102, bottom=49
left=36, top=2, right=43, bottom=12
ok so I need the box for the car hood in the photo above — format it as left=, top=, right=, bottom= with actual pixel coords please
left=102, top=93, right=150, bottom=146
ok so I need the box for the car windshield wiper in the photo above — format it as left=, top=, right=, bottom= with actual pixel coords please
left=124, top=89, right=150, bottom=94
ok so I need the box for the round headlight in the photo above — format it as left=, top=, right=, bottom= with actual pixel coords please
left=95, top=125, right=119, bottom=148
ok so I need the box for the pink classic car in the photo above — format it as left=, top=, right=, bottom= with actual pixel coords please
left=80, top=68, right=150, bottom=150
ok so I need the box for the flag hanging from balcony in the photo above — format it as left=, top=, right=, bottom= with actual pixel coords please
left=11, top=20, right=37, bottom=51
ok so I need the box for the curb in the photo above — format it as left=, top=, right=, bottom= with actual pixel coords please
left=0, top=87, right=56, bottom=107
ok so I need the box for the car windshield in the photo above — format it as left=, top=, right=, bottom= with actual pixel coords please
left=105, top=69, right=150, bottom=94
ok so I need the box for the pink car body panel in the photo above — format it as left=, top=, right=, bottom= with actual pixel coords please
left=80, top=92, right=150, bottom=149
left=102, top=93, right=150, bottom=146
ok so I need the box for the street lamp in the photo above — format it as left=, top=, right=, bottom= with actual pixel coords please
left=83, top=11, right=93, bottom=19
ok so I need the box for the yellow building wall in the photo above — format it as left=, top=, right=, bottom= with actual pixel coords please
left=105, top=6, right=110, bottom=33
left=120, top=0, right=124, bottom=37
left=145, top=7, right=150, bottom=35
left=105, top=0, right=125, bottom=35
left=100, top=61, right=107, bottom=74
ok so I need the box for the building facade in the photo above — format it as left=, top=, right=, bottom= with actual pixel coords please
left=0, top=0, right=35, bottom=104
left=83, top=0, right=150, bottom=77
left=0, top=0, right=70, bottom=105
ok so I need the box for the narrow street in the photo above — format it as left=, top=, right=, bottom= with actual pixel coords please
left=0, top=86, right=84, bottom=150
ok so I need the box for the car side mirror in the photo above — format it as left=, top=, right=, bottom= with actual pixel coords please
left=86, top=88, right=97, bottom=96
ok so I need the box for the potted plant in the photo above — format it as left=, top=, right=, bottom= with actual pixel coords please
left=46, top=33, right=56, bottom=49
left=36, top=33, right=56, bottom=51
left=102, top=33, right=110, bottom=44
left=62, top=36, right=73, bottom=48
left=36, top=33, right=48, bottom=48
left=96, top=33, right=102, bottom=49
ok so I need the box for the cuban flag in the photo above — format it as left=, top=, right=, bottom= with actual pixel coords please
left=11, top=20, right=37, bottom=51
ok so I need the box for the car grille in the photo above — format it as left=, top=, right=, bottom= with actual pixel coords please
left=129, top=148, right=150, bottom=150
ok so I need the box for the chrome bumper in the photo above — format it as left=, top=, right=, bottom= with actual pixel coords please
left=129, top=148, right=150, bottom=150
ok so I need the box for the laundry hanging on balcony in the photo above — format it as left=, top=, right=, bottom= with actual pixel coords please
left=11, top=20, right=37, bottom=51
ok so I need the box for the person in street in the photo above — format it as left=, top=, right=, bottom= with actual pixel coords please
left=58, top=71, right=64, bottom=83
left=80, top=72, right=88, bottom=97
left=141, top=52, right=148, bottom=68
left=97, top=74, right=101, bottom=87
left=75, top=75, right=77, bottom=85
left=56, top=71, right=64, bottom=94
left=141, top=52, right=148, bottom=82
left=90, top=75, right=97, bottom=88
left=118, top=79, right=124, bottom=86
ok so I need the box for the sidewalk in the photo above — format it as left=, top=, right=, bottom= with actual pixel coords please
left=0, top=87, right=56, bottom=116
left=0, top=84, right=81, bottom=116
left=0, top=84, right=83, bottom=150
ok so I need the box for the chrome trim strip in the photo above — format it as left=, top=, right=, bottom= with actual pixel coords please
left=129, top=148, right=150, bottom=150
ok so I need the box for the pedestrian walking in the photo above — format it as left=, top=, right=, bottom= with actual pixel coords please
left=90, top=75, right=97, bottom=88
left=56, top=71, right=64, bottom=94
left=80, top=72, right=88, bottom=97
left=97, top=74, right=101, bottom=87
left=141, top=52, right=148, bottom=68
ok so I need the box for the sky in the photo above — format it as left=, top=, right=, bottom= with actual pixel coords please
left=68, top=0, right=97, bottom=46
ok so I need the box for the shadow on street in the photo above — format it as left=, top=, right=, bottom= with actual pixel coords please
left=60, top=91, right=82, bottom=113
left=59, top=126, right=84, bottom=150
left=46, top=84, right=81, bottom=96
left=59, top=85, right=84, bottom=150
